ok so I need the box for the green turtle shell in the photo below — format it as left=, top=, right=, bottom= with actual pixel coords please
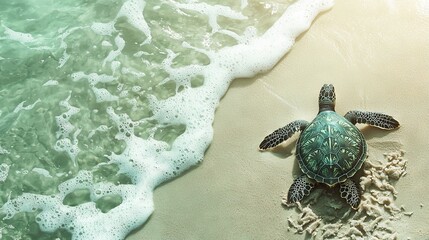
left=296, top=111, right=367, bottom=186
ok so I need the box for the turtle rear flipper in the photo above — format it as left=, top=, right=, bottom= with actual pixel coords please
left=344, top=110, right=400, bottom=129
left=287, top=175, right=314, bottom=204
left=259, top=120, right=309, bottom=150
left=340, top=179, right=360, bottom=209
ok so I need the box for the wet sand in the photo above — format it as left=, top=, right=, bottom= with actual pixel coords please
left=128, top=0, right=429, bottom=239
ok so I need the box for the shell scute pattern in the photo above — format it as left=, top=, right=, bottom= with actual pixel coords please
left=296, top=111, right=367, bottom=186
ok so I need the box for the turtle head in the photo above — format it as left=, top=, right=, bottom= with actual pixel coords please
left=318, top=84, right=336, bottom=112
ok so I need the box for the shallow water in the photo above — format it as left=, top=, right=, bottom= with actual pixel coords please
left=0, top=0, right=333, bottom=239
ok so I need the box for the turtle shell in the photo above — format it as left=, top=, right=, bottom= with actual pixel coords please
left=296, top=111, right=367, bottom=186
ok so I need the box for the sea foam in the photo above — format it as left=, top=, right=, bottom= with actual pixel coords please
left=0, top=0, right=333, bottom=239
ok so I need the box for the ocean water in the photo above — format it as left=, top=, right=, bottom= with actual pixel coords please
left=0, top=0, right=333, bottom=239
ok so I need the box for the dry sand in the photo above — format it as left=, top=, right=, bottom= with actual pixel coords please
left=128, top=0, right=429, bottom=239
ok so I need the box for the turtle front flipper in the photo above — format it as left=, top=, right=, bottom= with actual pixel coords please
left=344, top=111, right=399, bottom=129
left=259, top=120, right=309, bottom=150
left=287, top=175, right=315, bottom=204
left=340, top=179, right=360, bottom=209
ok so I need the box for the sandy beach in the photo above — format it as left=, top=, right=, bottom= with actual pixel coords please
left=128, top=1, right=429, bottom=239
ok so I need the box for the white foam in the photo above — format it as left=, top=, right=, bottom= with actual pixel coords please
left=71, top=72, right=117, bottom=86
left=43, top=80, right=59, bottom=86
left=53, top=94, right=82, bottom=166
left=55, top=93, right=80, bottom=138
left=93, top=87, right=119, bottom=103
left=88, top=125, right=110, bottom=138
left=117, top=0, right=151, bottom=43
left=32, top=168, right=53, bottom=178
left=0, top=163, right=10, bottom=182
left=91, top=0, right=151, bottom=42
left=103, top=35, right=125, bottom=67
left=91, top=22, right=116, bottom=36
left=71, top=72, right=119, bottom=102
left=13, top=99, right=41, bottom=113
left=0, top=145, right=8, bottom=155
left=54, top=129, right=81, bottom=166
left=57, top=27, right=81, bottom=68
left=2, top=24, right=35, bottom=43
left=168, top=1, right=248, bottom=33
left=102, top=40, right=113, bottom=47
left=0, top=0, right=334, bottom=239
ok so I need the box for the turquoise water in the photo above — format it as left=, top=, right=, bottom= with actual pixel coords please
left=0, top=0, right=332, bottom=239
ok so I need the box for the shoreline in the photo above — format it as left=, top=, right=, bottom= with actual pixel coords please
left=128, top=0, right=429, bottom=239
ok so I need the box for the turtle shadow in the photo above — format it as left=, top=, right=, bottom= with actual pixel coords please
left=267, top=138, right=297, bottom=159
left=360, top=125, right=399, bottom=140
left=359, top=126, right=403, bottom=152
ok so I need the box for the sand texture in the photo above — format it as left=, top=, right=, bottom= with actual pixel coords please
left=128, top=0, right=429, bottom=239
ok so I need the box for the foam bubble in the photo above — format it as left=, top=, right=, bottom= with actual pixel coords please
left=55, top=94, right=80, bottom=138
left=2, top=24, right=35, bottom=43
left=91, top=22, right=116, bottom=36
left=0, top=163, right=10, bottom=182
left=53, top=94, right=82, bottom=166
left=54, top=134, right=81, bottom=165
left=92, top=87, right=119, bottom=103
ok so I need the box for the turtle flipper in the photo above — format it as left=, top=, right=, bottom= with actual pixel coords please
left=340, top=179, right=360, bottom=209
left=287, top=175, right=315, bottom=204
left=344, top=111, right=399, bottom=129
left=259, top=120, right=309, bottom=150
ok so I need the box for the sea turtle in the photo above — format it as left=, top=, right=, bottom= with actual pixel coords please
left=259, top=84, right=400, bottom=209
